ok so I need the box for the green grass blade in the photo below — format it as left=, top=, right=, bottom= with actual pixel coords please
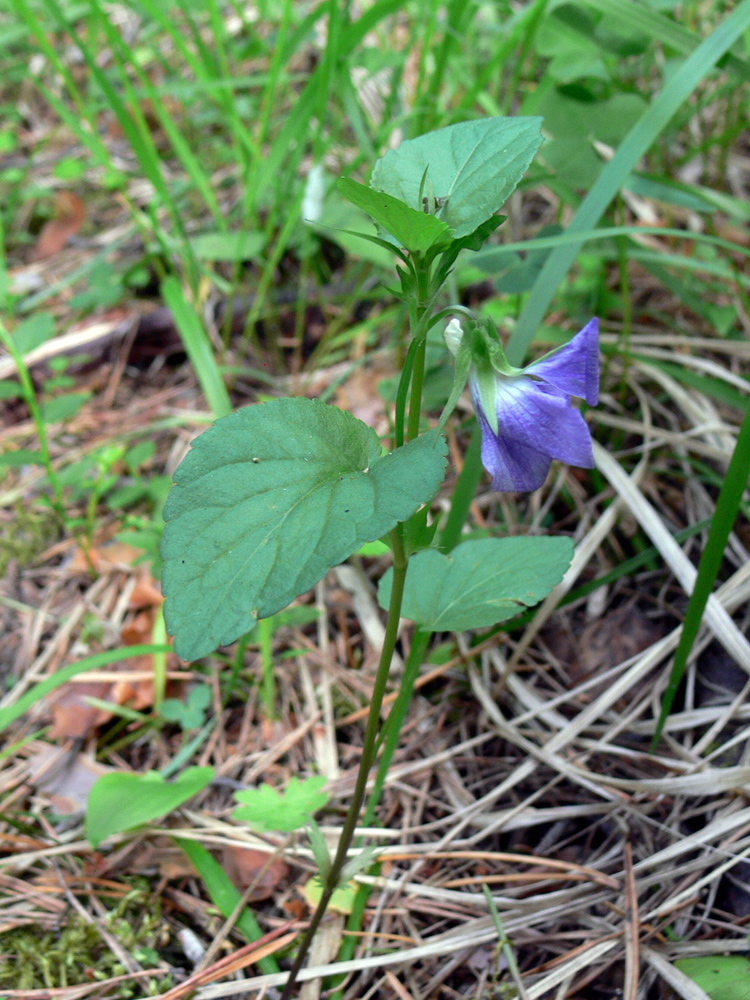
left=10, top=0, right=112, bottom=168
left=37, top=0, right=196, bottom=278
left=506, top=1, right=750, bottom=365
left=652, top=405, right=750, bottom=747
left=89, top=0, right=225, bottom=227
left=0, top=646, right=172, bottom=734
left=174, top=838, right=281, bottom=975
left=581, top=0, right=750, bottom=82
left=160, top=277, right=232, bottom=419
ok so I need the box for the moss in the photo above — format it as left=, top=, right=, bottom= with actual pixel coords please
left=0, top=501, right=61, bottom=576
left=0, top=881, right=173, bottom=995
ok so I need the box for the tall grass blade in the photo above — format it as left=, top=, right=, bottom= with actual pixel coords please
left=174, top=838, right=281, bottom=975
left=581, top=0, right=750, bottom=82
left=161, top=277, right=232, bottom=419
left=0, top=646, right=172, bottom=734
left=506, top=2, right=750, bottom=365
left=652, top=405, right=750, bottom=748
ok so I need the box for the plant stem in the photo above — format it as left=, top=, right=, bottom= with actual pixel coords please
left=279, top=527, right=409, bottom=1000
left=0, top=323, right=67, bottom=525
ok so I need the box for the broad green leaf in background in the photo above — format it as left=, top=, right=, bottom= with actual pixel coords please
left=189, top=231, right=267, bottom=262
left=233, top=776, right=329, bottom=833
left=378, top=536, right=574, bottom=631
left=161, top=398, right=448, bottom=661
left=675, top=956, right=750, bottom=1000
left=86, top=766, right=214, bottom=848
left=507, top=1, right=750, bottom=364
left=370, top=116, right=544, bottom=238
left=530, top=88, right=647, bottom=189
left=338, top=178, right=453, bottom=252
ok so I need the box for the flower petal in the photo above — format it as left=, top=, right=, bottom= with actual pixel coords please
left=528, top=317, right=599, bottom=406
left=472, top=376, right=595, bottom=492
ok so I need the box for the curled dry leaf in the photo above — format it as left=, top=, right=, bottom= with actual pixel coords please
left=31, top=191, right=86, bottom=261
left=221, top=845, right=289, bottom=901
left=27, top=742, right=113, bottom=815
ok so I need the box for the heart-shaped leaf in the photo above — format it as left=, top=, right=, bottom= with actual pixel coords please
left=86, top=766, right=214, bottom=848
left=161, top=398, right=447, bottom=661
left=675, top=956, right=750, bottom=1000
left=378, top=536, right=573, bottom=631
left=338, top=177, right=453, bottom=252
left=371, top=117, right=544, bottom=238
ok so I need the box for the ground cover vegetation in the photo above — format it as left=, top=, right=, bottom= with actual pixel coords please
left=1, top=1, right=750, bottom=998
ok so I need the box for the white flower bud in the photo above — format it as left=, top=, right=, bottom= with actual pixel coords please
left=444, top=318, right=463, bottom=357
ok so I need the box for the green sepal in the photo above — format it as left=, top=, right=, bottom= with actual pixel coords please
left=436, top=333, right=473, bottom=436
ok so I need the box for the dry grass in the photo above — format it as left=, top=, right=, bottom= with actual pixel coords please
left=2, top=4, right=750, bottom=997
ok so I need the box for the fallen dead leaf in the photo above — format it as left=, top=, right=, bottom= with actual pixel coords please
left=27, top=743, right=114, bottom=815
left=221, top=846, right=289, bottom=901
left=334, top=356, right=394, bottom=433
left=31, top=191, right=86, bottom=261
left=68, top=540, right=148, bottom=576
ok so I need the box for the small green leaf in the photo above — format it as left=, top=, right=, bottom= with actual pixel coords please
left=302, top=876, right=357, bottom=914
left=14, top=312, right=55, bottom=354
left=371, top=117, right=544, bottom=238
left=0, top=380, right=22, bottom=400
left=675, top=956, right=750, bottom=1000
left=0, top=449, right=46, bottom=468
left=86, top=766, right=214, bottom=848
left=161, top=684, right=212, bottom=730
left=40, top=392, right=91, bottom=424
left=161, top=398, right=447, bottom=661
left=338, top=177, right=453, bottom=252
left=233, top=775, right=329, bottom=833
left=379, top=536, right=574, bottom=631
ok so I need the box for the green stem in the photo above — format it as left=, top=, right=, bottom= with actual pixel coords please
left=406, top=336, right=427, bottom=442
left=0, top=323, right=67, bottom=525
left=279, top=528, right=409, bottom=1000
left=259, top=616, right=276, bottom=718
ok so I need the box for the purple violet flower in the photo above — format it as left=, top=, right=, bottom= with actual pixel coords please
left=445, top=317, right=600, bottom=493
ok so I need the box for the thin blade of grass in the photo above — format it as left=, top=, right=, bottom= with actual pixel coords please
left=89, top=0, right=225, bottom=228
left=581, top=0, right=750, bottom=83
left=652, top=405, right=750, bottom=747
left=0, top=645, right=172, bottom=734
left=506, top=1, right=750, bottom=365
left=160, top=276, right=232, bottom=419
left=174, top=837, right=281, bottom=976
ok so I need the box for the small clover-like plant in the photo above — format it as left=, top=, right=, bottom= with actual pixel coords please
left=160, top=684, right=212, bottom=730
left=232, top=776, right=329, bottom=834
left=159, top=116, right=600, bottom=998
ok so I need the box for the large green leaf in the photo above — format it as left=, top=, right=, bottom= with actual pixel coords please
left=338, top=177, right=453, bottom=252
left=86, top=767, right=214, bottom=848
left=370, top=117, right=544, bottom=238
left=162, top=399, right=447, bottom=661
left=675, top=956, right=750, bottom=1000
left=378, top=536, right=573, bottom=631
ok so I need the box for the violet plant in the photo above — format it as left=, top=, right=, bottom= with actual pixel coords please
left=160, top=116, right=600, bottom=995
